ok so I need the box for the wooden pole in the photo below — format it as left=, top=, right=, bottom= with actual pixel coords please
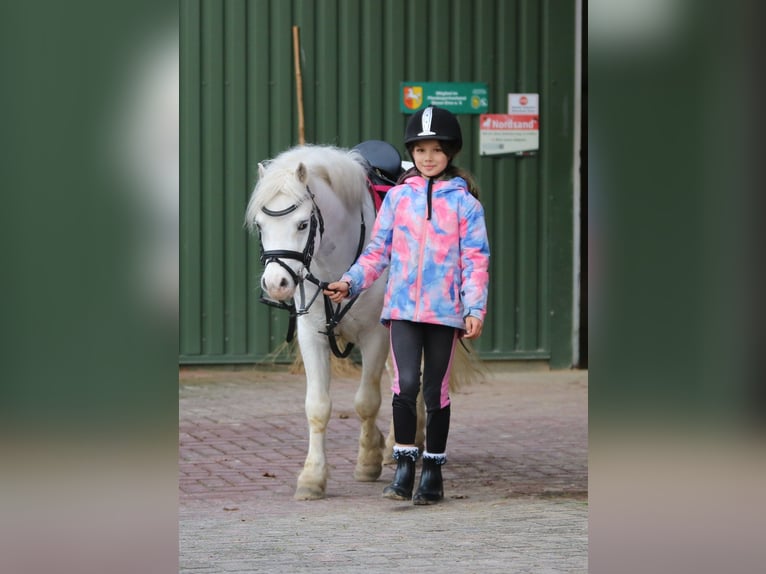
left=292, top=26, right=305, bottom=145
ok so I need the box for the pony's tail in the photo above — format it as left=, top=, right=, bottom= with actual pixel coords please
left=449, top=338, right=488, bottom=392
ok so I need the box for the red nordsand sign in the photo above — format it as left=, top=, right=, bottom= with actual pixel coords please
left=483, top=115, right=538, bottom=130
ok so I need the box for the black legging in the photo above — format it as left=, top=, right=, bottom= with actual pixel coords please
left=390, top=320, right=458, bottom=453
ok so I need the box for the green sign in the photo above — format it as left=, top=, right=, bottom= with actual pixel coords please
left=400, top=82, right=489, bottom=114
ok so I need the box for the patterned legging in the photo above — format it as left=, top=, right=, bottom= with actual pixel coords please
left=389, top=320, right=458, bottom=454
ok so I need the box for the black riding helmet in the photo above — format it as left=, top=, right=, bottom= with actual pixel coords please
left=404, top=106, right=463, bottom=156
left=403, top=106, right=464, bottom=221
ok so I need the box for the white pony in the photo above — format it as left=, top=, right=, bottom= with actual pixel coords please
left=245, top=144, right=479, bottom=500
left=246, top=145, right=390, bottom=500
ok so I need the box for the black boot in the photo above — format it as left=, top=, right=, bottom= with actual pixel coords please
left=382, top=446, right=419, bottom=500
left=413, top=452, right=446, bottom=505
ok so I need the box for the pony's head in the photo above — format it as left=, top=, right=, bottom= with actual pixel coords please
left=245, top=145, right=371, bottom=303
left=246, top=160, right=319, bottom=301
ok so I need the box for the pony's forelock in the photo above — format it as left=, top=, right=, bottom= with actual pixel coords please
left=245, top=145, right=369, bottom=230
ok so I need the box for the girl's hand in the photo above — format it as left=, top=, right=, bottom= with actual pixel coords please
left=463, top=316, right=483, bottom=339
left=323, top=281, right=350, bottom=303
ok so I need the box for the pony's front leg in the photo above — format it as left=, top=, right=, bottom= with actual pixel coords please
left=353, top=327, right=388, bottom=481
left=294, top=321, right=332, bottom=500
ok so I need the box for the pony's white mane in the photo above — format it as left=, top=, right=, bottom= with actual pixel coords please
left=246, top=145, right=369, bottom=229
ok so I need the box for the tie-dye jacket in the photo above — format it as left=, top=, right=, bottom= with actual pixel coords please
left=341, top=174, right=490, bottom=330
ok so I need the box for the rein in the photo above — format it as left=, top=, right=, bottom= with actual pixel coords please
left=258, top=184, right=366, bottom=358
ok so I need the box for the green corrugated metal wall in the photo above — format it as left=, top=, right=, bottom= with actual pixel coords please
left=180, top=0, right=578, bottom=367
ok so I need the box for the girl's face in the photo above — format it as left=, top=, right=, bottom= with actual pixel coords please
left=411, top=140, right=449, bottom=178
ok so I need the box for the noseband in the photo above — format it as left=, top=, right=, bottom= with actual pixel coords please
left=257, top=185, right=366, bottom=358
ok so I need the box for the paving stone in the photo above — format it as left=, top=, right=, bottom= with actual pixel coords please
left=180, top=366, right=588, bottom=573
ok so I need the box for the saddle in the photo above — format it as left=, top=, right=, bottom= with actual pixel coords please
left=353, top=140, right=405, bottom=211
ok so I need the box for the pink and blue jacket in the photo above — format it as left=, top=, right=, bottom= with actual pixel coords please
left=342, top=174, right=490, bottom=330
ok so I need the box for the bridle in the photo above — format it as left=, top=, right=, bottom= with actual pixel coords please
left=257, top=184, right=367, bottom=358
left=259, top=186, right=327, bottom=315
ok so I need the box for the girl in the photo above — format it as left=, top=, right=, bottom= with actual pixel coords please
left=325, top=106, right=490, bottom=505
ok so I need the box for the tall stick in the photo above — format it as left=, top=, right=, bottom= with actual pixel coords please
left=292, top=26, right=305, bottom=145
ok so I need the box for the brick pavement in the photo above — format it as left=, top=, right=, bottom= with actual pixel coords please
left=179, top=364, right=588, bottom=573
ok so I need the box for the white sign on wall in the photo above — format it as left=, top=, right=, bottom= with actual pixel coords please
left=479, top=93, right=540, bottom=156
left=508, top=93, right=539, bottom=114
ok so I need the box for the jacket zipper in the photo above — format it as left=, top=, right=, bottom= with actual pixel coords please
left=413, top=192, right=430, bottom=320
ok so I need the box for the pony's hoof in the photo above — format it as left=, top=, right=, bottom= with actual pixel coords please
left=294, top=485, right=326, bottom=500
left=354, top=464, right=382, bottom=482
